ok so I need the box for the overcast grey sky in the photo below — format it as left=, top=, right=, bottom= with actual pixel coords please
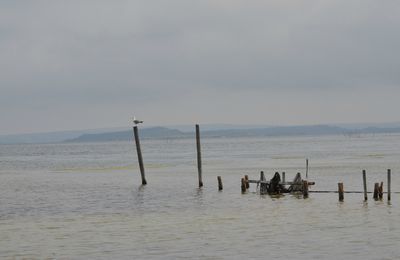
left=1, top=1, right=400, bottom=134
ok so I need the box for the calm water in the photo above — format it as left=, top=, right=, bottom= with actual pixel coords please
left=1, top=134, right=400, bottom=259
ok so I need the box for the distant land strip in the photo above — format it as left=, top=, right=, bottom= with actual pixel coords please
left=65, top=125, right=400, bottom=143
left=2, top=125, right=400, bottom=144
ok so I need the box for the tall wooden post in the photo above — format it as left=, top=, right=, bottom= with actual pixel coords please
left=362, top=170, right=367, bottom=201
left=388, top=169, right=391, bottom=201
left=338, top=183, right=344, bottom=202
left=196, top=124, right=203, bottom=187
left=306, top=159, right=309, bottom=179
left=133, top=126, right=147, bottom=185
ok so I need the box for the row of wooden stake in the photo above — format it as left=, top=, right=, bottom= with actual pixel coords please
left=239, top=170, right=392, bottom=202
left=337, top=169, right=392, bottom=202
left=135, top=125, right=394, bottom=203
left=134, top=124, right=206, bottom=187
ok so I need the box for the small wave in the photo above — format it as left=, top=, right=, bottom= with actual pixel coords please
left=365, top=154, right=385, bottom=158
left=271, top=156, right=305, bottom=160
left=56, top=163, right=170, bottom=172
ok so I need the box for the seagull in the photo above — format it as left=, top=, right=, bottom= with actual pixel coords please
left=133, top=116, right=143, bottom=125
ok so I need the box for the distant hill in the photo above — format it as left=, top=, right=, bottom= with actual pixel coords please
left=201, top=125, right=346, bottom=137
left=3, top=124, right=400, bottom=144
left=0, top=127, right=125, bottom=144
left=64, top=125, right=400, bottom=143
left=66, top=127, right=186, bottom=142
left=358, top=127, right=400, bottom=134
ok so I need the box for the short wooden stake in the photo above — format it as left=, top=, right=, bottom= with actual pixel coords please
left=259, top=171, right=266, bottom=194
left=282, top=172, right=286, bottom=183
left=195, top=124, right=203, bottom=187
left=378, top=182, right=383, bottom=200
left=387, top=169, right=391, bottom=201
left=303, top=180, right=309, bottom=198
left=338, top=182, right=344, bottom=202
left=260, top=171, right=266, bottom=181
left=362, top=170, right=367, bottom=201
left=373, top=182, right=379, bottom=200
left=245, top=175, right=250, bottom=189
left=217, top=176, right=223, bottom=191
left=133, top=126, right=147, bottom=185
left=241, top=178, right=246, bottom=193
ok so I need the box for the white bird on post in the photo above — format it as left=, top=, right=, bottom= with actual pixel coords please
left=133, top=116, right=143, bottom=125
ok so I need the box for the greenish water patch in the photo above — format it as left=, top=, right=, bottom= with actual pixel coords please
left=271, top=156, right=305, bottom=160
left=56, top=163, right=171, bottom=172
left=365, top=154, right=386, bottom=158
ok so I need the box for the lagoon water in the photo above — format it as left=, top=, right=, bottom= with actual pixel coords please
left=1, top=134, right=400, bottom=259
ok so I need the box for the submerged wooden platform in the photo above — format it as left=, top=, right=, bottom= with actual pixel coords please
left=241, top=169, right=394, bottom=203
left=244, top=171, right=314, bottom=196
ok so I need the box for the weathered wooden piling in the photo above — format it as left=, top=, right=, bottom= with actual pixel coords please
left=338, top=183, right=344, bottom=202
left=245, top=175, right=250, bottom=189
left=241, top=178, right=246, bottom=193
left=373, top=182, right=379, bottom=200
left=306, top=159, right=309, bottom=179
left=195, top=124, right=203, bottom=187
left=133, top=126, right=147, bottom=185
left=259, top=171, right=267, bottom=194
left=388, top=169, right=391, bottom=201
left=217, top=176, right=223, bottom=191
left=260, top=171, right=266, bottom=181
left=362, top=170, right=367, bottom=201
left=282, top=172, right=286, bottom=183
left=378, top=182, right=383, bottom=199
left=303, top=180, right=309, bottom=198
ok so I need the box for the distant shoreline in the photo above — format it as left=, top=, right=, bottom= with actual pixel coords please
left=2, top=124, right=400, bottom=144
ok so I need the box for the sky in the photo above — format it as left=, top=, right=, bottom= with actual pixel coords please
left=1, top=1, right=400, bottom=135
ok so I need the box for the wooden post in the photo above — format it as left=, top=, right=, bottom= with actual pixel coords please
left=373, top=182, right=379, bottom=200
left=259, top=171, right=266, bottom=194
left=378, top=182, right=383, bottom=200
left=303, top=180, right=309, bottom=198
left=362, top=170, right=367, bottom=201
left=195, top=124, right=203, bottom=187
left=260, top=171, right=266, bottom=181
left=388, top=169, right=391, bottom=201
left=241, top=178, right=246, bottom=193
left=133, top=126, right=147, bottom=185
left=282, top=172, right=286, bottom=183
left=217, top=176, right=223, bottom=191
left=245, top=175, right=250, bottom=189
left=306, top=159, right=309, bottom=179
left=338, top=182, right=344, bottom=202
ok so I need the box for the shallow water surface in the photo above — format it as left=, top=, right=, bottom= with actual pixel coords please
left=1, top=134, right=399, bottom=259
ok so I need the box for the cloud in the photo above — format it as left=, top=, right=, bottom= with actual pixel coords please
left=1, top=1, right=400, bottom=134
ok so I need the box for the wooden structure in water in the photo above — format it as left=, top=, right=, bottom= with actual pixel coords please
left=132, top=123, right=396, bottom=204
left=246, top=172, right=315, bottom=198
left=242, top=169, right=394, bottom=203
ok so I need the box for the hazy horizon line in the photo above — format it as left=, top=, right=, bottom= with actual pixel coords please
left=2, top=120, right=400, bottom=137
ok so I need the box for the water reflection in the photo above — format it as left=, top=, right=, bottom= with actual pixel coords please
left=1, top=135, right=400, bottom=259
left=192, top=188, right=204, bottom=206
